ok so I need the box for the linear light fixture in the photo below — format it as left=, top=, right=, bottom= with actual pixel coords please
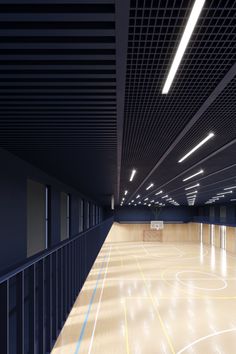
left=186, top=190, right=198, bottom=195
left=162, top=0, right=205, bottom=94
left=224, top=186, right=236, bottom=190
left=183, top=169, right=204, bottom=182
left=136, top=194, right=140, bottom=199
left=155, top=190, right=163, bottom=195
left=129, top=169, right=136, bottom=182
left=146, top=183, right=154, bottom=190
left=230, top=199, right=236, bottom=201
left=144, top=197, right=149, bottom=201
left=124, top=190, right=128, bottom=195
left=217, top=191, right=232, bottom=195
left=185, top=183, right=200, bottom=190
left=178, top=133, right=214, bottom=163
left=187, top=195, right=196, bottom=199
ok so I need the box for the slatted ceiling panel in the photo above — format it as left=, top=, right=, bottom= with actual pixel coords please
left=143, top=143, right=236, bottom=205
left=136, top=77, right=236, bottom=198
left=121, top=0, right=236, bottom=205
left=0, top=0, right=116, bottom=205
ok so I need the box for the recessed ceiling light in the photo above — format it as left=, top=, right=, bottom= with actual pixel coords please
left=124, top=190, right=128, bottom=195
left=186, top=190, right=198, bottom=195
left=155, top=190, right=163, bottom=195
left=185, top=183, right=200, bottom=190
left=122, top=197, right=125, bottom=201
left=178, top=132, right=214, bottom=163
left=129, top=169, right=136, bottom=182
left=162, top=0, right=205, bottom=94
left=217, top=191, right=232, bottom=195
left=144, top=197, right=149, bottom=201
left=224, top=186, right=236, bottom=190
left=146, top=183, right=154, bottom=190
left=131, top=199, right=134, bottom=203
left=150, top=200, right=155, bottom=203
left=183, top=169, right=204, bottom=182
left=148, top=204, right=151, bottom=207
left=136, top=195, right=140, bottom=199
left=128, top=203, right=131, bottom=205
left=138, top=201, right=141, bottom=204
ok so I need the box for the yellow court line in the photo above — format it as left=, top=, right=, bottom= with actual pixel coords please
left=135, top=257, right=176, bottom=354
left=123, top=299, right=130, bottom=354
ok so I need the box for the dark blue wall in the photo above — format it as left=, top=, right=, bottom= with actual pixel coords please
left=194, top=204, right=236, bottom=226
left=115, top=204, right=236, bottom=226
left=115, top=206, right=197, bottom=223
left=0, top=148, right=102, bottom=272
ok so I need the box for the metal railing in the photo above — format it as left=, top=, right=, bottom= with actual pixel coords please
left=0, top=217, right=113, bottom=354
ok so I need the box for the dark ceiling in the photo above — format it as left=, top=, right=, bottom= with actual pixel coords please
left=0, top=0, right=235, bottom=207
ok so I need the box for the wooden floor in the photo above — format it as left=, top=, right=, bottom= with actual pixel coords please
left=51, top=241, right=236, bottom=354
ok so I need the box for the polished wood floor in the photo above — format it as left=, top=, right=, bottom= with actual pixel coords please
left=51, top=241, right=236, bottom=354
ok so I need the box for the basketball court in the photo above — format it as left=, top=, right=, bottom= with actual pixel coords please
left=51, top=222, right=236, bottom=354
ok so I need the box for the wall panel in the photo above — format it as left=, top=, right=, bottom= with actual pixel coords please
left=202, top=224, right=210, bottom=245
left=106, top=223, right=199, bottom=243
left=226, top=227, right=236, bottom=253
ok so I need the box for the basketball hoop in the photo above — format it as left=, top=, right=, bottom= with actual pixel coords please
left=150, top=221, right=164, bottom=230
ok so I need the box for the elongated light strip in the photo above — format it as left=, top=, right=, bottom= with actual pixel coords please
left=162, top=194, right=168, bottom=199
left=178, top=133, right=214, bottom=163
left=144, top=197, right=149, bottom=201
left=146, top=183, right=154, bottom=190
left=185, top=183, right=200, bottom=190
left=155, top=190, right=163, bottom=195
left=124, top=190, right=128, bottom=195
left=230, top=199, right=236, bottom=201
left=162, top=0, right=205, bottom=94
left=129, top=169, right=136, bottom=182
left=224, top=186, right=236, bottom=190
left=186, top=190, right=198, bottom=195
left=217, top=191, right=232, bottom=195
left=183, top=169, right=204, bottom=181
left=136, top=194, right=140, bottom=199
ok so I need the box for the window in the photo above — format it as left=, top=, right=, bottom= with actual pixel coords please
left=45, top=186, right=50, bottom=248
left=92, top=204, right=95, bottom=226
left=27, top=180, right=47, bottom=257
left=86, top=202, right=90, bottom=229
left=60, top=192, right=70, bottom=241
left=79, top=199, right=84, bottom=233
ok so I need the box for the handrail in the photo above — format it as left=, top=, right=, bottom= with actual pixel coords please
left=0, top=217, right=114, bottom=284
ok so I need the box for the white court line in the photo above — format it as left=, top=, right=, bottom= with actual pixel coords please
left=176, top=327, right=236, bottom=354
left=175, top=270, right=227, bottom=291
left=87, top=245, right=112, bottom=354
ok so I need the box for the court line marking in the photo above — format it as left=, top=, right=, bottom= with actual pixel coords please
left=87, top=246, right=112, bottom=354
left=74, top=246, right=111, bottom=354
left=135, top=256, right=176, bottom=354
left=176, top=327, right=236, bottom=354
left=123, top=299, right=130, bottom=354
left=175, top=270, right=228, bottom=291
left=160, top=268, right=231, bottom=297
